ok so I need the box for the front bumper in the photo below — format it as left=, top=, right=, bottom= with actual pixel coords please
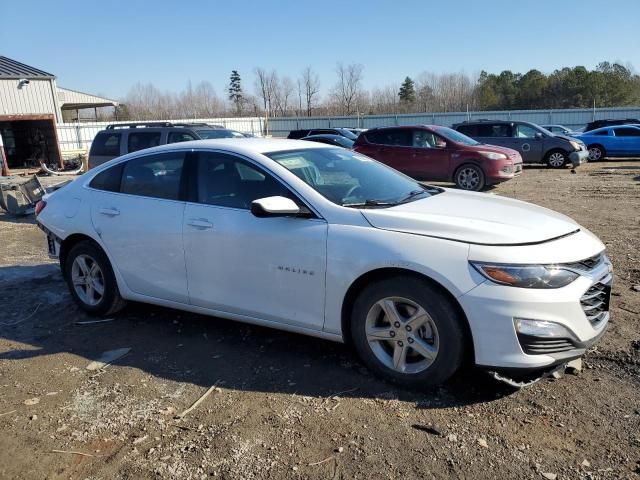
left=459, top=255, right=611, bottom=371
left=569, top=150, right=589, bottom=167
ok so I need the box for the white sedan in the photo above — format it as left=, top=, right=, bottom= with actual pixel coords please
left=36, top=139, right=612, bottom=387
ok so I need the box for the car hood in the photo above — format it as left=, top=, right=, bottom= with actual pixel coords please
left=360, top=190, right=580, bottom=245
left=466, top=143, right=522, bottom=160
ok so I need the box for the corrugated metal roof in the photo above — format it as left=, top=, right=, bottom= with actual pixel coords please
left=57, top=87, right=119, bottom=107
left=0, top=55, right=55, bottom=79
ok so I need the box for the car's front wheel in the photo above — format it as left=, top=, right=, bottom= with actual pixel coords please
left=545, top=150, right=568, bottom=168
left=64, top=240, right=126, bottom=316
left=350, top=276, right=466, bottom=388
left=454, top=164, right=485, bottom=191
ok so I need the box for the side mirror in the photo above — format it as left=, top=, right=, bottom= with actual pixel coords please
left=251, top=196, right=300, bottom=218
left=534, top=132, right=544, bottom=139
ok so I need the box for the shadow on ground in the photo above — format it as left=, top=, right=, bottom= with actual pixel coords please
left=0, top=263, right=517, bottom=409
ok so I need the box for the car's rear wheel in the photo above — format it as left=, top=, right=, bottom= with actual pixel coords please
left=64, top=241, right=126, bottom=316
left=545, top=150, right=567, bottom=168
left=588, top=144, right=605, bottom=161
left=350, top=276, right=466, bottom=388
left=454, top=164, right=485, bottom=191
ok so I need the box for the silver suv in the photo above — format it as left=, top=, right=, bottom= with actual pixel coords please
left=88, top=122, right=246, bottom=169
left=454, top=120, right=588, bottom=168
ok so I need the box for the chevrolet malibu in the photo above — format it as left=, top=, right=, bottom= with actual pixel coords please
left=36, top=139, right=612, bottom=387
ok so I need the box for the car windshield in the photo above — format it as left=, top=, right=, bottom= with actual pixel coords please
left=265, top=148, right=440, bottom=207
left=434, top=126, right=481, bottom=146
left=333, top=136, right=355, bottom=148
left=537, top=125, right=556, bottom=136
left=196, top=129, right=245, bottom=139
left=336, top=129, right=358, bottom=140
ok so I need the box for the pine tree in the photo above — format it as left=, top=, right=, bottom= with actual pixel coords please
left=398, top=77, right=416, bottom=104
left=228, top=70, right=243, bottom=115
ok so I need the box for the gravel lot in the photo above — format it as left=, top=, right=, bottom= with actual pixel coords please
left=0, top=160, right=639, bottom=480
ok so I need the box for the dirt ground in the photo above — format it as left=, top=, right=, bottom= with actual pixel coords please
left=0, top=160, right=639, bottom=480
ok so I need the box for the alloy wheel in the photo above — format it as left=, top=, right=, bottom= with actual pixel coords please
left=71, top=254, right=105, bottom=306
left=365, top=296, right=439, bottom=374
left=588, top=147, right=602, bottom=161
left=457, top=167, right=480, bottom=190
left=548, top=152, right=566, bottom=167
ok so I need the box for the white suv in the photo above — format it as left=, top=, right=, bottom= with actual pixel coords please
left=36, top=139, right=611, bottom=388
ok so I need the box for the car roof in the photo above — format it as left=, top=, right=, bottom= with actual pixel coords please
left=120, top=138, right=334, bottom=157
left=302, top=134, right=346, bottom=139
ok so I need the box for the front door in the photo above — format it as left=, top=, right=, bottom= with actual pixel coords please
left=89, top=151, right=189, bottom=303
left=511, top=124, right=544, bottom=162
left=182, top=151, right=328, bottom=329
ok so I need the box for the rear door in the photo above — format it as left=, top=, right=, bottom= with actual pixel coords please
left=512, top=124, right=544, bottom=162
left=359, top=129, right=414, bottom=172
left=89, top=151, right=189, bottom=303
left=408, top=129, right=450, bottom=180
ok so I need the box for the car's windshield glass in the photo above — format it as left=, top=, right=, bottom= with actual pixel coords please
left=265, top=148, right=440, bottom=207
left=336, top=129, right=358, bottom=140
left=196, top=129, right=244, bottom=139
left=334, top=136, right=355, bottom=148
left=433, top=126, right=480, bottom=146
left=537, top=125, right=555, bottom=136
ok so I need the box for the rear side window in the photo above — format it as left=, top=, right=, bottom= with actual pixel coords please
left=365, top=129, right=412, bottom=146
left=456, top=125, right=476, bottom=136
left=90, top=132, right=121, bottom=157
left=168, top=131, right=198, bottom=143
left=89, top=163, right=124, bottom=192
left=127, top=132, right=162, bottom=153
left=120, top=152, right=185, bottom=200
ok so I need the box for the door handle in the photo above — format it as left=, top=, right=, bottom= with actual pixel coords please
left=99, top=207, right=120, bottom=216
left=187, top=218, right=214, bottom=230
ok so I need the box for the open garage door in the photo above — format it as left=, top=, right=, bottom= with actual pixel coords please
left=0, top=114, right=63, bottom=172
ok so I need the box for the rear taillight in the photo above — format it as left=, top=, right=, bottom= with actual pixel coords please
left=35, top=200, right=47, bottom=216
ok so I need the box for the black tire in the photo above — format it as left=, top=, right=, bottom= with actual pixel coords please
left=545, top=149, right=568, bottom=168
left=454, top=164, right=485, bottom=191
left=350, top=276, right=466, bottom=388
left=587, top=144, right=605, bottom=162
left=64, top=240, right=126, bottom=317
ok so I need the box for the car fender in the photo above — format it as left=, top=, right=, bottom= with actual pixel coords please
left=323, top=223, right=481, bottom=335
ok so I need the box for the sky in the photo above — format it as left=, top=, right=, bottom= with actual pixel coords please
left=1, top=0, right=639, bottom=101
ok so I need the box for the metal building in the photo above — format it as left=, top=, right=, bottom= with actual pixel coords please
left=0, top=55, right=117, bottom=170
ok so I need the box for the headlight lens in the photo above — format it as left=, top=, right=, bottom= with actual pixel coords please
left=470, top=262, right=580, bottom=288
left=569, top=140, right=581, bottom=151
left=479, top=151, right=508, bottom=160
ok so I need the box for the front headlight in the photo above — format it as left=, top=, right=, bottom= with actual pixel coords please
left=470, top=262, right=580, bottom=288
left=479, top=151, right=508, bottom=160
left=569, top=140, right=581, bottom=151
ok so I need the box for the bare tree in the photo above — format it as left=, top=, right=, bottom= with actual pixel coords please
left=300, top=67, right=320, bottom=116
left=332, top=63, right=364, bottom=115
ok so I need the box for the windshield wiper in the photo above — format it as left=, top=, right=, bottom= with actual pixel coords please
left=397, top=189, right=429, bottom=204
left=343, top=199, right=397, bottom=208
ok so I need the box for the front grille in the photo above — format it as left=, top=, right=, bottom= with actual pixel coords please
left=580, top=274, right=612, bottom=328
left=563, top=253, right=604, bottom=271
left=517, top=334, right=576, bottom=355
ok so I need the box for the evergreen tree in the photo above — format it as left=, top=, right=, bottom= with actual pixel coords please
left=398, top=77, right=416, bottom=103
left=228, top=70, right=244, bottom=115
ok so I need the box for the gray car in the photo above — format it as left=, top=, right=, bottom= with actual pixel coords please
left=88, top=122, right=242, bottom=169
left=454, top=120, right=589, bottom=168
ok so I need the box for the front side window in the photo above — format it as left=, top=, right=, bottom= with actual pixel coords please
left=594, top=130, right=609, bottom=136
left=514, top=124, right=539, bottom=138
left=91, top=133, right=121, bottom=156
left=168, top=131, right=197, bottom=143
left=127, top=132, right=162, bottom=153
left=266, top=148, right=438, bottom=207
left=613, top=127, right=640, bottom=137
left=120, top=152, right=185, bottom=200
left=195, top=152, right=290, bottom=209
